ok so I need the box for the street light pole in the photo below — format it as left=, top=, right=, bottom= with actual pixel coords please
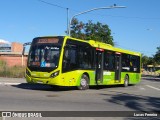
left=67, top=8, right=69, bottom=35
left=68, top=5, right=126, bottom=36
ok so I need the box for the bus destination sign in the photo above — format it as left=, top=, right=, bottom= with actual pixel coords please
left=37, top=38, right=59, bottom=44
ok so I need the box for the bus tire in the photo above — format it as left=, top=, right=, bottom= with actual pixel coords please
left=78, top=74, right=89, bottom=90
left=124, top=75, right=129, bottom=87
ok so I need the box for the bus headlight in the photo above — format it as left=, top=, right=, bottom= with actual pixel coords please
left=26, top=69, right=31, bottom=77
left=50, top=71, right=59, bottom=78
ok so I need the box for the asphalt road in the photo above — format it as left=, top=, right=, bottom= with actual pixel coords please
left=0, top=76, right=160, bottom=120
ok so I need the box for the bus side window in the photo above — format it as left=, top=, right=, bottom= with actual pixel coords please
left=62, top=39, right=94, bottom=73
left=122, top=54, right=130, bottom=71
left=62, top=44, right=77, bottom=72
left=104, top=51, right=115, bottom=71
left=122, top=54, right=140, bottom=73
left=130, top=55, right=140, bottom=72
left=79, top=47, right=92, bottom=69
left=62, top=48, right=70, bottom=72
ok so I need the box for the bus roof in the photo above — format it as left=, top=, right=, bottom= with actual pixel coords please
left=88, top=40, right=141, bottom=56
left=34, top=36, right=141, bottom=56
left=64, top=36, right=141, bottom=56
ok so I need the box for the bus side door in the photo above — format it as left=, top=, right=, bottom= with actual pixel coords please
left=115, top=52, right=122, bottom=82
left=95, top=48, right=104, bottom=84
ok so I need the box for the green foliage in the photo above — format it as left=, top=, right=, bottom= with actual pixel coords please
left=0, top=60, right=25, bottom=78
left=142, top=54, right=149, bottom=67
left=142, top=46, right=160, bottom=67
left=70, top=18, right=114, bottom=46
left=154, top=46, right=160, bottom=64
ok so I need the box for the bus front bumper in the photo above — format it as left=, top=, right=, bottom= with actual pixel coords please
left=25, top=75, right=73, bottom=86
left=26, top=74, right=60, bottom=85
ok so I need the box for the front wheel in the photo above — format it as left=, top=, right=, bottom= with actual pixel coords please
left=124, top=75, right=129, bottom=87
left=78, top=74, right=89, bottom=90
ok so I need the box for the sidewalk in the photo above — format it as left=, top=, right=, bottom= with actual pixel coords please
left=0, top=77, right=26, bottom=85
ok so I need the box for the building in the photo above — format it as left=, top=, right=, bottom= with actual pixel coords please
left=0, top=39, right=27, bottom=67
left=0, top=39, right=11, bottom=52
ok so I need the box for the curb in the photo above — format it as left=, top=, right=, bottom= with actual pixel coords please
left=142, top=76, right=160, bottom=80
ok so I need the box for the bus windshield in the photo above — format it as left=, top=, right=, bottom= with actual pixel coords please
left=27, top=37, right=63, bottom=72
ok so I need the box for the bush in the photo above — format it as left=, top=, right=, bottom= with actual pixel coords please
left=155, top=70, right=160, bottom=77
left=0, top=60, right=25, bottom=78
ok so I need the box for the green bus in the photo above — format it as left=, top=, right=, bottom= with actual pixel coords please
left=25, top=36, right=141, bottom=90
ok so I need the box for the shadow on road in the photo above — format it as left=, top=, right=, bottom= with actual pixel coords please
left=12, top=83, right=78, bottom=92
left=101, top=92, right=160, bottom=119
left=12, top=83, right=127, bottom=91
left=102, top=91, right=160, bottom=112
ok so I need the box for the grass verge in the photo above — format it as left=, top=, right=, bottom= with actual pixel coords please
left=0, top=60, right=25, bottom=78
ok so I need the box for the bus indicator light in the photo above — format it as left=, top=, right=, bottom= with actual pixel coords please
left=96, top=48, right=104, bottom=52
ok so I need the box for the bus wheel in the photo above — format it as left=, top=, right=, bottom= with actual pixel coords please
left=124, top=75, right=129, bottom=87
left=78, top=74, right=89, bottom=90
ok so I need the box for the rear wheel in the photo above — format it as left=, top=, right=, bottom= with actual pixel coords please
left=78, top=74, right=89, bottom=90
left=124, top=75, right=129, bottom=87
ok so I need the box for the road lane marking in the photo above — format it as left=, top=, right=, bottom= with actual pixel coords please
left=140, top=87, right=145, bottom=90
left=0, top=82, right=21, bottom=85
left=146, top=85, right=160, bottom=91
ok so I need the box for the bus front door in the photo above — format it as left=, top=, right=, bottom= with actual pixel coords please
left=95, top=49, right=104, bottom=85
left=115, top=53, right=121, bottom=82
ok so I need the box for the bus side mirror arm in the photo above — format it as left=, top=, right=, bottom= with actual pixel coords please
left=22, top=46, right=25, bottom=55
left=22, top=42, right=31, bottom=55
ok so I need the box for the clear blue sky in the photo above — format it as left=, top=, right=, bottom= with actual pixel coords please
left=0, top=0, right=160, bottom=57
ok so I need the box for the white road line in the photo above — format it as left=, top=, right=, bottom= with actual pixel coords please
left=0, top=82, right=21, bottom=85
left=146, top=85, right=160, bottom=91
left=140, top=87, right=145, bottom=90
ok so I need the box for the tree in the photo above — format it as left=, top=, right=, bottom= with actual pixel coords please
left=142, top=46, right=160, bottom=70
left=142, top=54, right=157, bottom=68
left=142, top=54, right=149, bottom=68
left=69, top=18, right=114, bottom=46
left=154, top=46, right=160, bottom=64
left=148, top=57, right=156, bottom=66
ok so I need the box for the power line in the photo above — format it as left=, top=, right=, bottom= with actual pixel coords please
left=37, top=0, right=67, bottom=9
left=37, top=0, right=80, bottom=13
left=38, top=0, right=160, bottom=20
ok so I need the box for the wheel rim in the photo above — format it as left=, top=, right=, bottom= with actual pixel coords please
left=81, top=78, right=87, bottom=87
left=125, top=79, right=128, bottom=86
left=78, top=74, right=89, bottom=90
left=124, top=76, right=129, bottom=87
